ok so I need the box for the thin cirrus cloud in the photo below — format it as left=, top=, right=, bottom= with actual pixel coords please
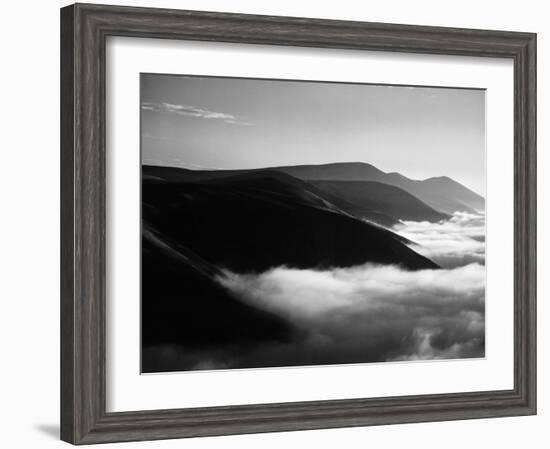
left=141, top=101, right=251, bottom=125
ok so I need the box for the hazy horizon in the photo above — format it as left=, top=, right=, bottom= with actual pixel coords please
left=141, top=74, right=486, bottom=195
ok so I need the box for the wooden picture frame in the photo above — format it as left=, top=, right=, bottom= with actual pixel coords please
left=60, top=3, right=536, bottom=444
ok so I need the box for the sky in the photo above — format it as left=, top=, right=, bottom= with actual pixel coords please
left=141, top=74, right=486, bottom=195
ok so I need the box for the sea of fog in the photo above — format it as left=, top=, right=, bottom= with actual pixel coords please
left=146, top=212, right=486, bottom=371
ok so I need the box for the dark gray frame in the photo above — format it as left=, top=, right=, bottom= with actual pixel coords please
left=60, top=3, right=537, bottom=445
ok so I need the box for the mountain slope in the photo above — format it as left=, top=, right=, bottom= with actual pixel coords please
left=142, top=170, right=439, bottom=272
left=141, top=225, right=296, bottom=372
left=203, top=169, right=402, bottom=227
left=141, top=166, right=441, bottom=372
left=271, top=162, right=388, bottom=182
left=270, top=162, right=485, bottom=214
left=311, top=180, right=449, bottom=223
left=143, top=165, right=401, bottom=225
left=383, top=172, right=484, bottom=214
left=143, top=162, right=484, bottom=215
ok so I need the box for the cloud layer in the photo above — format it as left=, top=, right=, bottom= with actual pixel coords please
left=197, top=262, right=485, bottom=369
left=393, top=212, right=485, bottom=268
left=141, top=101, right=250, bottom=125
left=143, top=213, right=486, bottom=371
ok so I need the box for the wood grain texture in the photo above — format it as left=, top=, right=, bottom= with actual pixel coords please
left=60, top=4, right=75, bottom=443
left=60, top=3, right=537, bottom=445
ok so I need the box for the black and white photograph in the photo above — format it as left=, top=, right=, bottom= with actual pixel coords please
left=141, top=74, right=485, bottom=373
left=140, top=74, right=486, bottom=373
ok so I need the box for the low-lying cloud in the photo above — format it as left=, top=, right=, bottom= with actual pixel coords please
left=144, top=213, right=486, bottom=371
left=200, top=262, right=486, bottom=369
left=393, top=212, right=486, bottom=268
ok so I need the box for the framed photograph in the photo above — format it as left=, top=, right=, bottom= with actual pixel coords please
left=60, top=3, right=536, bottom=445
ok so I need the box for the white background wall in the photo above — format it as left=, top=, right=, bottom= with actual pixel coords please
left=0, top=0, right=547, bottom=447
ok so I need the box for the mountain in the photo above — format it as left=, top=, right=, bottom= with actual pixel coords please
left=203, top=169, right=402, bottom=227
left=143, top=163, right=387, bottom=184
left=141, top=165, right=441, bottom=372
left=270, top=162, right=388, bottom=183
left=142, top=169, right=439, bottom=272
left=143, top=162, right=484, bottom=215
left=311, top=180, right=449, bottom=224
left=270, top=163, right=485, bottom=215
left=141, top=225, right=296, bottom=372
left=143, top=165, right=400, bottom=226
left=382, top=172, right=484, bottom=214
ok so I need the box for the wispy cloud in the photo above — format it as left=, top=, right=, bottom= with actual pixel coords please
left=142, top=132, right=173, bottom=142
left=141, top=101, right=251, bottom=125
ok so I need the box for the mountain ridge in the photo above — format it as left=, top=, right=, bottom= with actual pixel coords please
left=143, top=161, right=484, bottom=216
left=267, top=162, right=484, bottom=214
left=142, top=171, right=439, bottom=272
left=311, top=179, right=449, bottom=224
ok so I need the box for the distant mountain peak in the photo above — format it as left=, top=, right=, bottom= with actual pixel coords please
left=308, top=161, right=376, bottom=167
left=424, top=175, right=453, bottom=182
